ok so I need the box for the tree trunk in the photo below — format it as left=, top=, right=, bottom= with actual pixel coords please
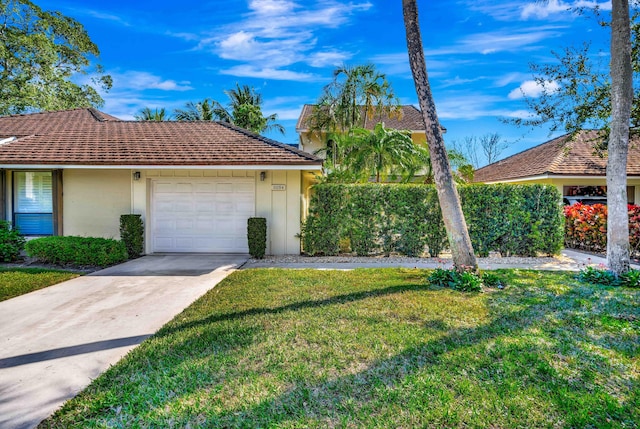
left=608, top=0, right=632, bottom=275
left=402, top=0, right=478, bottom=271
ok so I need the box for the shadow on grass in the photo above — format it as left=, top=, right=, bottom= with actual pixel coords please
left=157, top=282, right=430, bottom=338
left=43, top=272, right=640, bottom=428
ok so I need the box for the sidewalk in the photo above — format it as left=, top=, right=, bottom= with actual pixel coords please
left=243, top=249, right=639, bottom=271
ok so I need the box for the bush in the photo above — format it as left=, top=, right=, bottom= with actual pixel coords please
left=247, top=217, right=267, bottom=259
left=301, top=183, right=563, bottom=257
left=0, top=221, right=26, bottom=262
left=120, top=214, right=144, bottom=259
left=577, top=265, right=640, bottom=288
left=565, top=203, right=640, bottom=258
left=427, top=268, right=483, bottom=292
left=25, top=236, right=128, bottom=267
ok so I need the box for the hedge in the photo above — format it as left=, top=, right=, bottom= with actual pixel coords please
left=25, top=236, right=129, bottom=267
left=0, top=220, right=26, bottom=262
left=302, top=183, right=563, bottom=257
left=247, top=217, right=267, bottom=259
left=120, top=214, right=144, bottom=259
left=564, top=203, right=640, bottom=257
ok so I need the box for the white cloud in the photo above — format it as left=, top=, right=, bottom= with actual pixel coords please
left=111, top=71, right=193, bottom=92
left=507, top=80, right=560, bottom=99
left=202, top=1, right=372, bottom=80
left=219, top=65, right=318, bottom=81
left=434, top=93, right=538, bottom=121
left=307, top=51, right=352, bottom=68
left=521, top=0, right=611, bottom=20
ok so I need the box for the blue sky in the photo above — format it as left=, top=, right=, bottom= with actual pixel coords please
left=39, top=0, right=612, bottom=165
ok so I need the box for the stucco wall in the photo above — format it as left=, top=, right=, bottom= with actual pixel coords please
left=138, top=169, right=306, bottom=255
left=300, top=130, right=427, bottom=158
left=63, top=169, right=131, bottom=238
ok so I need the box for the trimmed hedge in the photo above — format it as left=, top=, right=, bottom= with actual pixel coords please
left=302, top=183, right=563, bottom=257
left=0, top=221, right=26, bottom=262
left=25, top=236, right=128, bottom=267
left=564, top=202, right=640, bottom=257
left=120, top=214, right=144, bottom=259
left=247, top=217, right=267, bottom=259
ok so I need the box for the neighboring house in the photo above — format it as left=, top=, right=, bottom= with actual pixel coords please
left=473, top=130, right=640, bottom=205
left=295, top=104, right=429, bottom=156
left=0, top=108, right=322, bottom=255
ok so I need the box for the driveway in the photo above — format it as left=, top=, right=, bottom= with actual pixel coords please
left=0, top=254, right=248, bottom=429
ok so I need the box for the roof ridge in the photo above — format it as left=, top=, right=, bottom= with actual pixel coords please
left=215, top=121, right=321, bottom=163
left=475, top=132, right=573, bottom=174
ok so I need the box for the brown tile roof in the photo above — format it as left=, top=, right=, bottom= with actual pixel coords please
left=296, top=104, right=427, bottom=132
left=0, top=109, right=322, bottom=167
left=473, top=130, right=640, bottom=183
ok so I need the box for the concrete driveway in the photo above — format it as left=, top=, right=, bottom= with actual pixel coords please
left=0, top=254, right=247, bottom=429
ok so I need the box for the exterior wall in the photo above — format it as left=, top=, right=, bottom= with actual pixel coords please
left=486, top=176, right=640, bottom=204
left=63, top=169, right=132, bottom=238
left=140, top=169, right=308, bottom=255
left=300, top=130, right=427, bottom=158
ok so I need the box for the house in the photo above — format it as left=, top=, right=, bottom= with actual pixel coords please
left=473, top=130, right=640, bottom=205
left=0, top=108, right=323, bottom=255
left=295, top=104, right=429, bottom=157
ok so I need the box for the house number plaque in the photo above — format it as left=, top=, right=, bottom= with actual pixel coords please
left=271, top=184, right=286, bottom=191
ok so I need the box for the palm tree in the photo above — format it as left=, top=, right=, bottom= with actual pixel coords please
left=308, top=64, right=402, bottom=133
left=342, top=123, right=422, bottom=182
left=402, top=0, right=477, bottom=271
left=174, top=85, right=285, bottom=135
left=134, top=107, right=170, bottom=121
left=173, top=99, right=219, bottom=121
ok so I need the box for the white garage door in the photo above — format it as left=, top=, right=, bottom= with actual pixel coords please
left=151, top=178, right=255, bottom=253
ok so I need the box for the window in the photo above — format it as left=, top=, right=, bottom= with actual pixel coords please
left=562, top=185, right=636, bottom=206
left=13, top=171, right=53, bottom=235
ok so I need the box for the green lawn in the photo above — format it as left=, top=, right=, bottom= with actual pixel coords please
left=0, top=267, right=79, bottom=302
left=42, top=269, right=639, bottom=428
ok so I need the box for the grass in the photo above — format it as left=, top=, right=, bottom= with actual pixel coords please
left=0, top=267, right=79, bottom=302
left=41, top=269, right=639, bottom=428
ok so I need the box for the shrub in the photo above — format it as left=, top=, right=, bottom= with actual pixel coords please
left=302, top=183, right=563, bottom=257
left=247, top=217, right=267, bottom=259
left=302, top=185, right=347, bottom=256
left=120, top=214, right=144, bottom=259
left=0, top=221, right=26, bottom=262
left=565, top=203, right=640, bottom=258
left=427, top=268, right=483, bottom=292
left=577, top=265, right=640, bottom=288
left=25, top=236, right=128, bottom=267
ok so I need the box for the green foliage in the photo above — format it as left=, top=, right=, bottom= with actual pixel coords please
left=578, top=265, right=640, bottom=288
left=120, top=214, right=144, bottom=259
left=460, top=184, right=564, bottom=257
left=0, top=221, right=26, bottom=262
left=302, top=183, right=563, bottom=257
left=427, top=268, right=483, bottom=292
left=247, top=217, right=267, bottom=259
left=25, top=236, right=128, bottom=267
left=135, top=107, right=170, bottom=121
left=508, top=10, right=640, bottom=140
left=0, top=0, right=111, bottom=115
left=338, top=124, right=426, bottom=183
left=174, top=84, right=284, bottom=135
left=302, top=185, right=347, bottom=256
left=306, top=63, right=401, bottom=133
left=481, top=271, right=506, bottom=289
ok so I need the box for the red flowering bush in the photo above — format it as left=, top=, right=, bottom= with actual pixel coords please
left=564, top=202, right=640, bottom=257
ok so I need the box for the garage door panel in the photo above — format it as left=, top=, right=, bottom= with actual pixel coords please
left=152, top=178, right=255, bottom=253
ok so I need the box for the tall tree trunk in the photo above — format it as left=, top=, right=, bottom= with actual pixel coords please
left=608, top=0, right=632, bottom=275
left=402, top=0, right=477, bottom=271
